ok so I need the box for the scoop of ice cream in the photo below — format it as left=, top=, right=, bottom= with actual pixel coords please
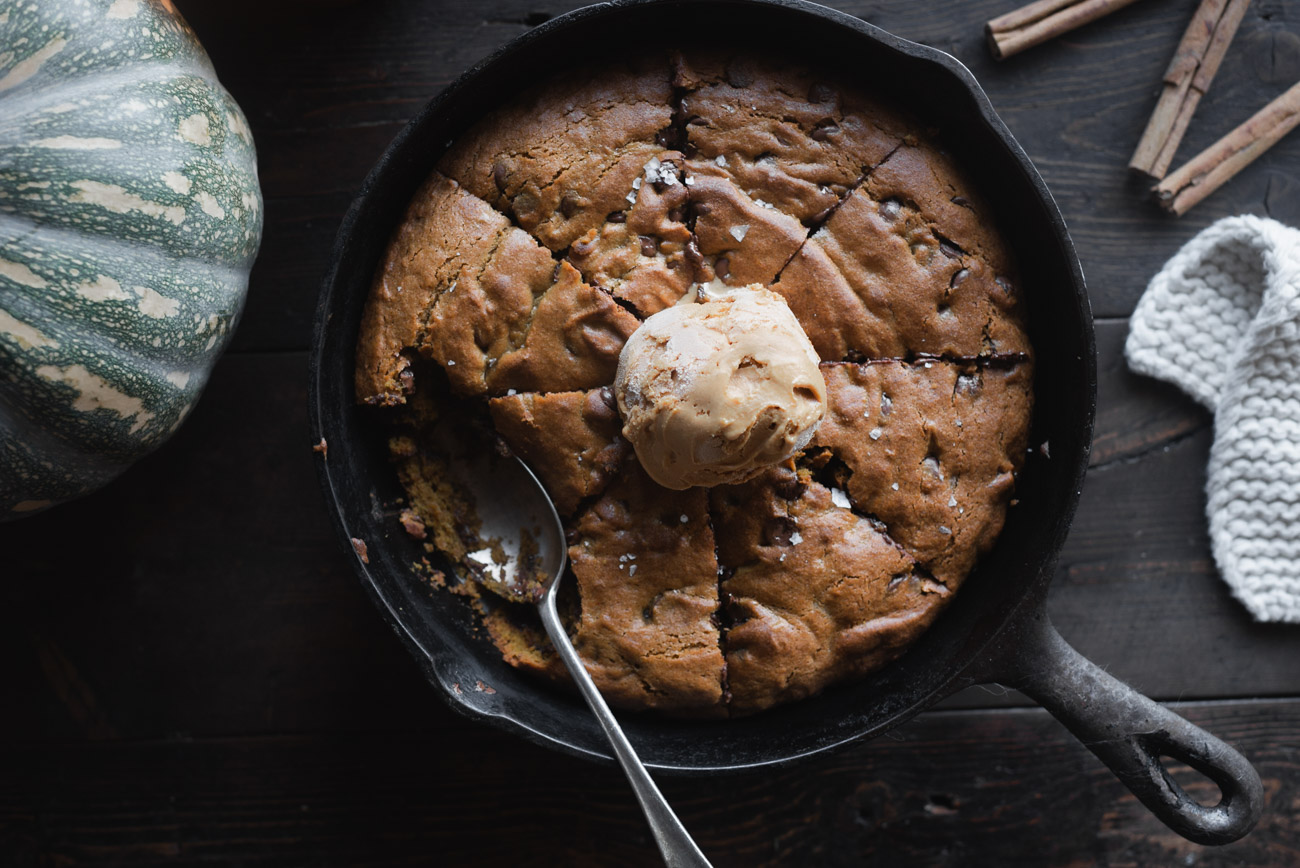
left=614, top=284, right=826, bottom=490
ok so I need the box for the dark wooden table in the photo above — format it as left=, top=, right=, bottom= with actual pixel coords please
left=4, top=1, right=1300, bottom=864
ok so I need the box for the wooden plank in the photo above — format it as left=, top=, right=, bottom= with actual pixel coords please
left=3, top=323, right=1298, bottom=739
left=0, top=353, right=446, bottom=742
left=168, top=0, right=1299, bottom=352
left=0, top=699, right=1295, bottom=866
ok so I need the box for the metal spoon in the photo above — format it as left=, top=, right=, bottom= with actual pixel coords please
left=452, top=444, right=712, bottom=868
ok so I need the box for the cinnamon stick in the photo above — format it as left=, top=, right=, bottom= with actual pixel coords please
left=1155, top=81, right=1300, bottom=215
left=1130, top=0, right=1252, bottom=179
left=986, top=0, right=1150, bottom=60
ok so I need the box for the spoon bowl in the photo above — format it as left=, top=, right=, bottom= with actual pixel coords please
left=448, top=442, right=711, bottom=868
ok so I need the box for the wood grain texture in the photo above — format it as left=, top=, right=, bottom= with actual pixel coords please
left=170, top=0, right=1300, bottom=352
left=0, top=700, right=1295, bottom=867
left=3, top=1, right=1299, bottom=863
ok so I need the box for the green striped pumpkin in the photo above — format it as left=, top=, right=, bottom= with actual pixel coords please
left=0, top=0, right=262, bottom=519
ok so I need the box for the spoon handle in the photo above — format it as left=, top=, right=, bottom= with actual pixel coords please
left=540, top=589, right=713, bottom=868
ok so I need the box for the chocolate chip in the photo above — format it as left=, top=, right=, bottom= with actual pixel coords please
left=585, top=387, right=619, bottom=422
left=714, top=256, right=730, bottom=279
left=808, top=82, right=836, bottom=104
left=559, top=192, right=581, bottom=218
left=655, top=128, right=673, bottom=148
left=950, top=268, right=970, bottom=289
left=772, top=471, right=807, bottom=501
left=685, top=238, right=704, bottom=271
left=513, top=190, right=540, bottom=221
left=809, top=202, right=836, bottom=225
left=761, top=516, right=796, bottom=547
left=938, top=238, right=964, bottom=259
left=811, top=119, right=840, bottom=141
left=725, top=62, right=753, bottom=88
left=995, top=276, right=1014, bottom=295
left=565, top=527, right=579, bottom=546
left=951, top=195, right=972, bottom=208
left=880, top=198, right=903, bottom=220
left=492, top=161, right=508, bottom=193
left=607, top=210, right=627, bottom=223
left=639, top=235, right=657, bottom=257
left=669, top=206, right=685, bottom=224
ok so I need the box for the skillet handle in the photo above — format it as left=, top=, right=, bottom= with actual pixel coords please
left=985, top=612, right=1264, bottom=845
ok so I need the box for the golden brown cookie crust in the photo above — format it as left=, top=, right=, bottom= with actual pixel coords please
left=356, top=49, right=1034, bottom=717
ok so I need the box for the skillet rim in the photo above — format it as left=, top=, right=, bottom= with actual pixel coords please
left=308, top=0, right=1097, bottom=773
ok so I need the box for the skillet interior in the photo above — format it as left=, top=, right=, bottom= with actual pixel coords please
left=309, top=0, right=1096, bottom=772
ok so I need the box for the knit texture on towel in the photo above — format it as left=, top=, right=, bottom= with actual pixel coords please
left=1127, top=215, right=1300, bottom=623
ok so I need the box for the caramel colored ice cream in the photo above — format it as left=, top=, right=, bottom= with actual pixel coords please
left=614, top=284, right=826, bottom=490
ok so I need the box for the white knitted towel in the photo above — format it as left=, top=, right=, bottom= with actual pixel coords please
left=1126, top=215, right=1300, bottom=624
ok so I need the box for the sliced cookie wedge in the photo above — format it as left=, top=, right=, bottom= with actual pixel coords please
left=774, top=184, right=1030, bottom=361
left=672, top=51, right=905, bottom=224
left=440, top=57, right=674, bottom=253
left=355, top=172, right=549, bottom=403
left=812, top=360, right=1032, bottom=586
left=712, top=465, right=946, bottom=715
left=568, top=463, right=726, bottom=716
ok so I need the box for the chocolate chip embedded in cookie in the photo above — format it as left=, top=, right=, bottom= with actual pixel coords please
left=440, top=58, right=674, bottom=253
left=565, top=152, right=698, bottom=316
left=567, top=464, right=726, bottom=716
left=672, top=50, right=906, bottom=224
left=488, top=387, right=630, bottom=516
left=685, top=165, right=808, bottom=289
left=864, top=141, right=1014, bottom=278
left=485, top=262, right=641, bottom=395
left=813, top=360, right=1032, bottom=586
left=775, top=186, right=1030, bottom=360
left=711, top=467, right=944, bottom=715
left=355, top=172, right=547, bottom=403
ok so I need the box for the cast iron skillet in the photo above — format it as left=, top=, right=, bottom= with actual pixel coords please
left=309, top=0, right=1264, bottom=845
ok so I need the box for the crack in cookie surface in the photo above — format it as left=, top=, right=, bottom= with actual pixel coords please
left=709, top=464, right=941, bottom=715
left=811, top=359, right=1032, bottom=587
left=566, top=462, right=727, bottom=717
left=356, top=49, right=1037, bottom=717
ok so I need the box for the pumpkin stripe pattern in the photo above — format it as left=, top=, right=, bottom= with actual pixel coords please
left=0, top=0, right=263, bottom=518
